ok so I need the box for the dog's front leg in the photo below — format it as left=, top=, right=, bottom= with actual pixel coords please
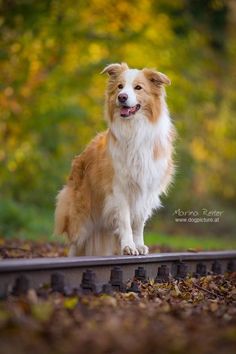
left=132, top=219, right=149, bottom=255
left=116, top=202, right=139, bottom=256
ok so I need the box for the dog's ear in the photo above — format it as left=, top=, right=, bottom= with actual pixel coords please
left=143, top=69, right=171, bottom=86
left=101, top=63, right=129, bottom=77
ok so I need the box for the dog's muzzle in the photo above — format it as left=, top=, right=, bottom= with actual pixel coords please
left=120, top=104, right=141, bottom=118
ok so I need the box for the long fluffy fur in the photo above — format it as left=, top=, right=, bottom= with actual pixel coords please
left=54, top=63, right=175, bottom=256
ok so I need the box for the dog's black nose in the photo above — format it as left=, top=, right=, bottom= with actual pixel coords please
left=118, top=93, right=128, bottom=103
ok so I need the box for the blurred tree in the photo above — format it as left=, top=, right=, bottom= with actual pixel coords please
left=0, top=0, right=235, bottom=237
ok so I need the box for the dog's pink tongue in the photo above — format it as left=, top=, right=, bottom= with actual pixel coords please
left=120, top=106, right=136, bottom=117
left=120, top=106, right=131, bottom=117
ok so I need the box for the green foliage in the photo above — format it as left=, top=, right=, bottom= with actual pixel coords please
left=145, top=232, right=236, bottom=251
left=0, top=198, right=27, bottom=236
left=0, top=198, right=53, bottom=238
left=0, top=0, right=235, bottom=238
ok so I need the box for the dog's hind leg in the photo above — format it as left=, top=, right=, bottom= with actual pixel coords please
left=68, top=242, right=86, bottom=256
left=54, top=186, right=71, bottom=236
left=67, top=217, right=92, bottom=256
left=68, top=243, right=77, bottom=257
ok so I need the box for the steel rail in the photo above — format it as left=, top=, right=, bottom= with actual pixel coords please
left=0, top=251, right=235, bottom=297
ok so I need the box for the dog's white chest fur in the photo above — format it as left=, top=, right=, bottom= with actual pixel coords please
left=107, top=108, right=171, bottom=222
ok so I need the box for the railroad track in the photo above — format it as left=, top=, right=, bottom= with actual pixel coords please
left=0, top=251, right=235, bottom=297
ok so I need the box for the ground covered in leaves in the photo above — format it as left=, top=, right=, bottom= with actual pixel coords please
left=0, top=238, right=173, bottom=259
left=0, top=273, right=235, bottom=354
left=0, top=238, right=68, bottom=258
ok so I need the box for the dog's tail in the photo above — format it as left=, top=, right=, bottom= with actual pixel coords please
left=54, top=186, right=71, bottom=236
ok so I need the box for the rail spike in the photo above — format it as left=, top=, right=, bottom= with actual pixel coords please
left=80, top=269, right=97, bottom=294
left=51, top=272, right=65, bottom=293
left=227, top=260, right=236, bottom=272
left=127, top=281, right=141, bottom=294
left=109, top=266, right=126, bottom=292
left=12, top=274, right=30, bottom=296
left=211, top=260, right=222, bottom=274
left=101, top=283, right=113, bottom=295
left=155, top=265, right=170, bottom=283
left=195, top=263, right=207, bottom=277
left=175, top=261, right=188, bottom=279
left=134, top=266, right=147, bottom=282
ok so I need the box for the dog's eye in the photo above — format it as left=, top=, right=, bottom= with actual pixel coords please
left=118, top=84, right=123, bottom=89
left=135, top=85, right=142, bottom=90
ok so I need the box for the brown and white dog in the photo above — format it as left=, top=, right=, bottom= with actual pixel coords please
left=54, top=63, right=175, bottom=256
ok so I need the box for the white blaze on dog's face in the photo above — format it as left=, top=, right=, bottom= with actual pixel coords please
left=102, top=62, right=170, bottom=123
left=117, top=69, right=140, bottom=118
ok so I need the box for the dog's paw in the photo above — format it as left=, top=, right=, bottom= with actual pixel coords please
left=122, top=244, right=139, bottom=256
left=136, top=244, right=149, bottom=255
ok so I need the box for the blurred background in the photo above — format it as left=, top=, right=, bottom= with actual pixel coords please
left=0, top=0, right=235, bottom=250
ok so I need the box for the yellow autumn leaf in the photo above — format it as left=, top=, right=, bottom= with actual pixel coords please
left=31, top=302, right=53, bottom=322
left=64, top=297, right=78, bottom=310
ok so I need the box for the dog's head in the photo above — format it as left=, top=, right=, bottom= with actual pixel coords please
left=102, top=63, right=170, bottom=123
